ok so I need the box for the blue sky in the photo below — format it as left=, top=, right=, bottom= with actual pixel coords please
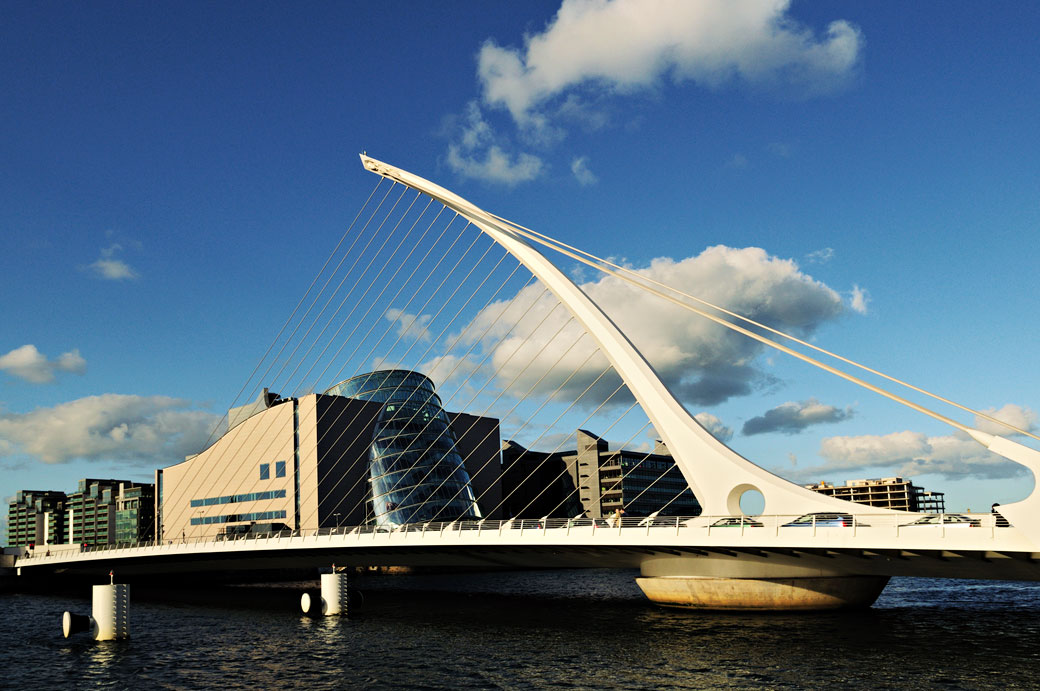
left=2, top=1, right=1039, bottom=532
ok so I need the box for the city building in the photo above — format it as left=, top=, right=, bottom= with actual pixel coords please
left=805, top=477, right=946, bottom=512
left=66, top=478, right=156, bottom=546
left=6, top=479, right=155, bottom=548
left=500, top=430, right=701, bottom=519
left=6, top=490, right=67, bottom=547
left=158, top=370, right=502, bottom=541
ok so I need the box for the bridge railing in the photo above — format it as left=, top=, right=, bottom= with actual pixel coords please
left=15, top=511, right=1015, bottom=564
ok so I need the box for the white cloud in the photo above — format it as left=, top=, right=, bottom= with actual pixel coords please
left=86, top=243, right=139, bottom=280
left=447, top=245, right=844, bottom=408
left=570, top=156, right=598, bottom=185
left=384, top=308, right=433, bottom=342
left=767, top=141, right=794, bottom=158
left=975, top=403, right=1037, bottom=438
left=805, top=247, right=834, bottom=264
left=446, top=102, right=544, bottom=184
left=478, top=0, right=863, bottom=125
left=742, top=398, right=853, bottom=436
left=694, top=412, right=733, bottom=442
left=0, top=394, right=220, bottom=465
left=449, top=1, right=862, bottom=185
left=815, top=428, right=1028, bottom=480
left=849, top=284, right=869, bottom=314
left=0, top=345, right=86, bottom=383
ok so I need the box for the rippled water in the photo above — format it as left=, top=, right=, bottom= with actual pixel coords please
left=3, top=571, right=1039, bottom=689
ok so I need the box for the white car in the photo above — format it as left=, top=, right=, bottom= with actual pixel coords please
left=899, top=514, right=980, bottom=528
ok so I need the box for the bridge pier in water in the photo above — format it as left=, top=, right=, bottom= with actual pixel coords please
left=301, top=569, right=354, bottom=617
left=635, top=555, right=890, bottom=611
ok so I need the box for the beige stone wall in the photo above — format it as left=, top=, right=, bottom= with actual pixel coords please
left=162, top=401, right=296, bottom=540
left=297, top=395, right=320, bottom=530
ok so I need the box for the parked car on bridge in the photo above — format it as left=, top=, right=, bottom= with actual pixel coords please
left=782, top=513, right=867, bottom=528
left=899, top=513, right=981, bottom=528
left=708, top=516, right=764, bottom=528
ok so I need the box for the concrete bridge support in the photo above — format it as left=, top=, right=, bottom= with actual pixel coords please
left=635, top=555, right=889, bottom=611
left=301, top=569, right=353, bottom=616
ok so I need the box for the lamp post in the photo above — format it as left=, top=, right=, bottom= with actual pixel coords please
left=333, top=512, right=342, bottom=531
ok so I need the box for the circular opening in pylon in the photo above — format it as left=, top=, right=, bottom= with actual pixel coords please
left=738, top=487, right=765, bottom=516
left=726, top=483, right=765, bottom=515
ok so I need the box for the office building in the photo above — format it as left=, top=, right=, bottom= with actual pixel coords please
left=806, top=477, right=946, bottom=512
left=67, top=478, right=156, bottom=546
left=6, top=479, right=155, bottom=548
left=6, top=490, right=67, bottom=547
left=158, top=370, right=502, bottom=540
left=500, top=430, right=701, bottom=519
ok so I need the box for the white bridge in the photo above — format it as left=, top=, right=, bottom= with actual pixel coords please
left=12, top=157, right=1040, bottom=610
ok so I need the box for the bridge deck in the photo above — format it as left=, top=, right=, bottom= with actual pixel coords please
left=13, top=515, right=1040, bottom=583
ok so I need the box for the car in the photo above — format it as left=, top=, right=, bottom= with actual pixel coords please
left=782, top=513, right=868, bottom=527
left=708, top=516, right=764, bottom=528
left=899, top=513, right=981, bottom=528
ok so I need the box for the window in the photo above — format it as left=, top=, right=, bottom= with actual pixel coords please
left=275, top=460, right=286, bottom=478
left=260, top=463, right=270, bottom=480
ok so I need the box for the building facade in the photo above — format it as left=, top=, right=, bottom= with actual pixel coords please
left=500, top=430, right=701, bottom=520
left=159, top=370, right=503, bottom=541
left=6, top=479, right=155, bottom=548
left=6, top=490, right=67, bottom=547
left=806, top=477, right=946, bottom=512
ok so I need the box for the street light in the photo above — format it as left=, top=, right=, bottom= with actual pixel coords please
left=333, top=512, right=342, bottom=532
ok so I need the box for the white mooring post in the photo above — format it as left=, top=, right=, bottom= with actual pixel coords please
left=63, top=571, right=130, bottom=641
left=300, top=566, right=352, bottom=616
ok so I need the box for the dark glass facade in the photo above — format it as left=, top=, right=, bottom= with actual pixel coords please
left=327, top=370, right=482, bottom=526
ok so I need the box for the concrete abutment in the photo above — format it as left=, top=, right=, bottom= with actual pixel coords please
left=636, top=554, right=890, bottom=611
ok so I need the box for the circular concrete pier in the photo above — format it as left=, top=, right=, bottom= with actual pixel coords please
left=636, top=574, right=889, bottom=611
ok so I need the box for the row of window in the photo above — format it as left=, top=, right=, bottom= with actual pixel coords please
left=259, top=460, right=287, bottom=480
left=190, top=510, right=287, bottom=526
left=190, top=489, right=287, bottom=508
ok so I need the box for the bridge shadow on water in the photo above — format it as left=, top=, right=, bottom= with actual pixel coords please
left=4, top=569, right=1039, bottom=689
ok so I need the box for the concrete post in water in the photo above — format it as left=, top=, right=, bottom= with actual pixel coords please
left=300, top=566, right=352, bottom=616
left=63, top=571, right=130, bottom=640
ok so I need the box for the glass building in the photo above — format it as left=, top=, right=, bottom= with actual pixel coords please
left=326, top=370, right=483, bottom=526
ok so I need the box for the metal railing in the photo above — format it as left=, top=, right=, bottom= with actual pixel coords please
left=14, top=511, right=1015, bottom=564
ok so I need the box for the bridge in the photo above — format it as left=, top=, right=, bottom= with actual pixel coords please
left=10, top=156, right=1040, bottom=611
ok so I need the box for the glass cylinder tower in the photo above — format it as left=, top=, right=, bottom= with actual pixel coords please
left=326, top=370, right=482, bottom=526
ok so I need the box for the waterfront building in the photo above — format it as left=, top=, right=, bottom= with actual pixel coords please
left=326, top=370, right=485, bottom=526
left=805, top=477, right=946, bottom=512
left=500, top=430, right=701, bottom=520
left=6, top=490, right=67, bottom=547
left=66, top=478, right=156, bottom=546
left=159, top=370, right=502, bottom=540
left=6, top=479, right=155, bottom=548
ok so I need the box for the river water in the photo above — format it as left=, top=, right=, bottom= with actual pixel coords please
left=3, top=570, right=1038, bottom=689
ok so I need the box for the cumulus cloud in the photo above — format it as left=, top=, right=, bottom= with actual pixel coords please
left=449, top=0, right=862, bottom=184
left=849, top=284, right=869, bottom=314
left=440, top=245, right=844, bottom=408
left=742, top=398, right=853, bottom=436
left=0, top=345, right=86, bottom=383
left=478, top=0, right=863, bottom=125
left=384, top=308, right=433, bottom=342
left=447, top=102, right=544, bottom=184
left=0, top=395, right=220, bottom=465
left=816, top=431, right=1024, bottom=480
left=975, top=403, right=1037, bottom=438
left=694, top=412, right=733, bottom=442
left=570, top=156, right=598, bottom=185
left=86, top=244, right=139, bottom=280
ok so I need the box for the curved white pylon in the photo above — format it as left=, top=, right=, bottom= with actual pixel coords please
left=359, top=155, right=884, bottom=517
